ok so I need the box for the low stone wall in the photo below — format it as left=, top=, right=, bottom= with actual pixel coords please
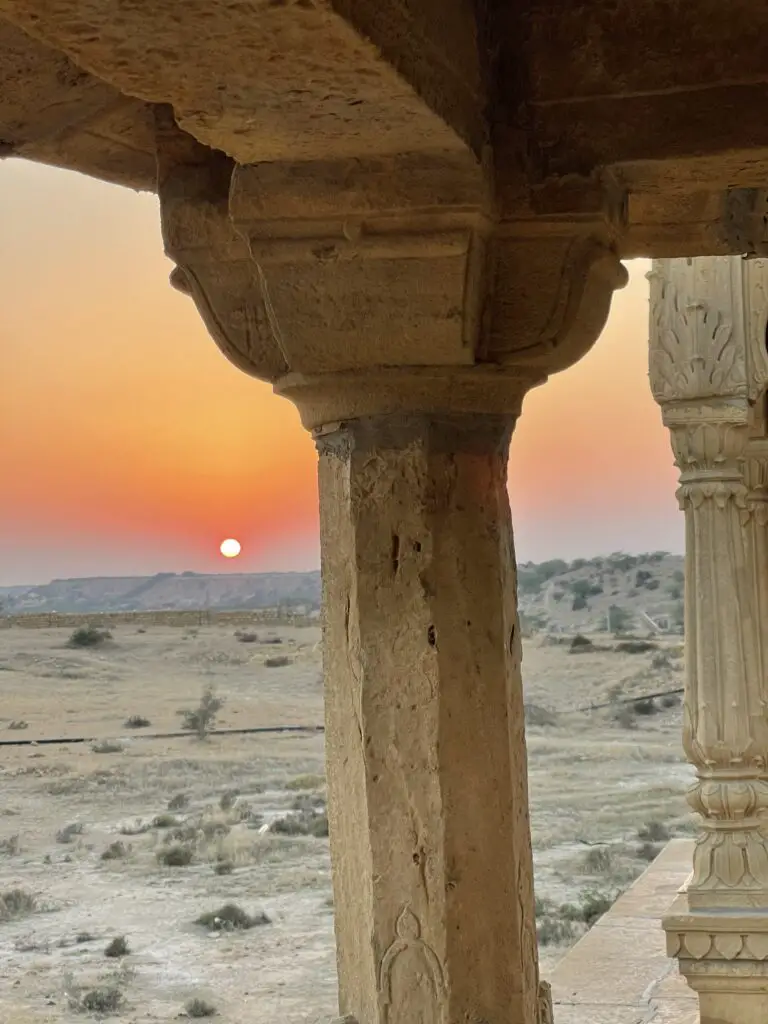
left=549, top=839, right=695, bottom=1023
left=0, top=609, right=316, bottom=630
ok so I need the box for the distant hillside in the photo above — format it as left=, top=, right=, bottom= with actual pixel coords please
left=517, top=551, right=684, bottom=635
left=0, top=571, right=321, bottom=615
left=1, top=552, right=684, bottom=629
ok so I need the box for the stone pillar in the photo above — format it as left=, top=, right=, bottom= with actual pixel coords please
left=156, top=110, right=627, bottom=1024
left=314, top=409, right=535, bottom=1024
left=649, top=256, right=768, bottom=1024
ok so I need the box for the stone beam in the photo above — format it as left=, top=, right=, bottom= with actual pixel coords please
left=649, top=256, right=768, bottom=1024
left=155, top=114, right=626, bottom=1024
left=0, top=0, right=477, bottom=166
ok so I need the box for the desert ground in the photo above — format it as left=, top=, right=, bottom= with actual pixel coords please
left=0, top=619, right=693, bottom=1021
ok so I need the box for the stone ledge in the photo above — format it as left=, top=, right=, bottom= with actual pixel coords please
left=549, top=839, right=697, bottom=1024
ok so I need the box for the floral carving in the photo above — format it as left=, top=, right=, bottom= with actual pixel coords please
left=378, top=907, right=445, bottom=1024
left=651, top=296, right=740, bottom=403
left=649, top=267, right=744, bottom=404
left=537, top=979, right=554, bottom=1024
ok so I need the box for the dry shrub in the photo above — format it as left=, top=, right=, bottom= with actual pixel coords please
left=0, top=888, right=37, bottom=922
left=284, top=774, right=325, bottom=792
left=125, top=714, right=151, bottom=729
left=181, top=687, right=223, bottom=739
left=195, top=903, right=270, bottom=932
left=582, top=846, right=614, bottom=874
left=272, top=799, right=329, bottom=838
left=158, top=843, right=194, bottom=867
left=616, top=640, right=657, bottom=654
left=235, top=631, right=258, bottom=644
left=104, top=935, right=129, bottom=958
left=168, top=793, right=189, bottom=811
left=264, top=655, right=291, bottom=668
left=219, top=789, right=238, bottom=812
left=638, top=820, right=671, bottom=842
left=68, top=626, right=112, bottom=648
left=92, top=740, right=125, bottom=754
left=186, top=996, right=218, bottom=1018
left=613, top=705, right=638, bottom=730
left=153, top=813, right=181, bottom=829
left=636, top=841, right=661, bottom=861
left=0, top=834, right=20, bottom=856
left=524, top=704, right=558, bottom=727
left=569, top=634, right=594, bottom=654
left=101, top=841, right=128, bottom=861
left=68, top=983, right=123, bottom=1015
left=57, top=822, right=85, bottom=844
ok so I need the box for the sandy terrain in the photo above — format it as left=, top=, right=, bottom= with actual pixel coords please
left=0, top=622, right=692, bottom=1020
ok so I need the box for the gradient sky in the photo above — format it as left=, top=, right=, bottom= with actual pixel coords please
left=0, top=159, right=681, bottom=586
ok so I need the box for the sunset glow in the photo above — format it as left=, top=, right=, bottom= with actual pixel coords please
left=0, top=160, right=680, bottom=585
left=220, top=538, right=242, bottom=559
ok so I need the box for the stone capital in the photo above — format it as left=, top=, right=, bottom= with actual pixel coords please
left=156, top=112, right=627, bottom=428
left=648, top=255, right=768, bottom=417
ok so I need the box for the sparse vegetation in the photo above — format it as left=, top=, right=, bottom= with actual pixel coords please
left=0, top=585, right=690, bottom=1007
left=101, top=840, right=128, bottom=861
left=153, top=813, right=181, bottom=829
left=633, top=697, right=658, bottom=716
left=616, top=640, right=657, bottom=655
left=186, top=997, right=218, bottom=1018
left=68, top=625, right=112, bottom=648
left=7, top=719, right=28, bottom=730
left=195, top=903, right=270, bottom=931
left=0, top=834, right=20, bottom=855
left=158, top=842, right=195, bottom=867
left=272, top=794, right=329, bottom=837
left=68, top=983, right=124, bottom=1015
left=57, top=822, right=85, bottom=844
left=219, top=789, right=238, bottom=811
left=614, top=705, right=638, bottom=729
left=181, top=687, right=224, bottom=740
left=235, top=631, right=258, bottom=643
left=264, top=655, right=292, bottom=668
left=638, top=820, right=671, bottom=843
left=582, top=846, right=613, bottom=874
left=569, top=633, right=594, bottom=653
left=0, top=887, right=37, bottom=922
left=284, top=774, right=325, bottom=791
left=125, top=714, right=151, bottom=728
left=92, top=739, right=125, bottom=754
left=524, top=703, right=558, bottom=727
left=104, top=935, right=129, bottom=958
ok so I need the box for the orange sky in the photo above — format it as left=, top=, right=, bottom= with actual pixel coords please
left=0, top=159, right=680, bottom=585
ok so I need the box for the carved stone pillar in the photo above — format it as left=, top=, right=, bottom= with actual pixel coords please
left=156, top=110, right=627, bottom=1024
left=649, top=256, right=768, bottom=1024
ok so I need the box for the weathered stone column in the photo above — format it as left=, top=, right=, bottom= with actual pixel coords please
left=156, top=109, right=627, bottom=1024
left=311, top=407, right=532, bottom=1024
left=650, top=256, right=768, bottom=1024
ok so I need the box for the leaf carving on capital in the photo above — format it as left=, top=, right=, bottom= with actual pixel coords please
left=685, top=780, right=768, bottom=898
left=649, top=277, right=743, bottom=404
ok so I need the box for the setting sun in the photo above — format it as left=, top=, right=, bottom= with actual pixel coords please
left=219, top=538, right=241, bottom=559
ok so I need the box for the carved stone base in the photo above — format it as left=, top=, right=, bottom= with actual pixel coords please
left=664, top=892, right=768, bottom=1024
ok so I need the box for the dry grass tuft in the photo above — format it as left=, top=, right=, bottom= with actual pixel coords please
left=195, top=903, right=270, bottom=932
